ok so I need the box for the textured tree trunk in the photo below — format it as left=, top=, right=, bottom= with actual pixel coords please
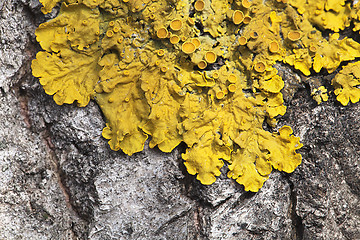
left=0, top=0, right=359, bottom=239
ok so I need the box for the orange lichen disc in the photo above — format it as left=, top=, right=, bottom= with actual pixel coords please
left=170, top=35, right=180, bottom=44
left=106, top=30, right=114, bottom=38
left=205, top=51, right=217, bottom=63
left=157, top=27, right=168, bottom=39
left=117, top=37, right=123, bottom=44
left=109, top=21, right=115, bottom=27
left=182, top=42, right=196, bottom=54
left=232, top=10, right=244, bottom=25
left=242, top=0, right=251, bottom=8
left=187, top=18, right=195, bottom=25
left=309, top=45, right=317, bottom=52
left=238, top=36, right=247, bottom=46
left=160, top=66, right=167, bottom=72
left=170, top=19, right=183, bottom=31
left=212, top=72, right=219, bottom=79
left=254, top=62, right=266, bottom=73
left=216, top=91, right=225, bottom=99
left=243, top=16, right=252, bottom=24
left=288, top=30, right=301, bottom=41
left=250, top=31, right=258, bottom=39
left=157, top=49, right=165, bottom=56
left=269, top=41, right=279, bottom=53
left=228, top=74, right=238, bottom=83
left=198, top=60, right=207, bottom=69
left=194, top=0, right=205, bottom=11
left=315, top=10, right=322, bottom=16
left=228, top=84, right=237, bottom=92
left=191, top=38, right=201, bottom=48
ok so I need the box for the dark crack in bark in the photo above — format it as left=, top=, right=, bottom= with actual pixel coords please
left=288, top=178, right=305, bottom=240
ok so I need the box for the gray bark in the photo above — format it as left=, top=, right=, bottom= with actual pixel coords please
left=0, top=0, right=359, bottom=239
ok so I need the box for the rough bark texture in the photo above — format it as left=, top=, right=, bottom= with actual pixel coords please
left=1, top=1, right=359, bottom=239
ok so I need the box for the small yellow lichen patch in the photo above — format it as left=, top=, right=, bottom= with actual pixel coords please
left=32, top=49, right=101, bottom=107
left=285, top=49, right=312, bottom=76
left=39, top=0, right=62, bottom=14
left=227, top=124, right=302, bottom=192
left=258, top=75, right=284, bottom=93
left=311, top=86, right=329, bottom=104
left=32, top=3, right=101, bottom=106
left=333, top=62, right=360, bottom=106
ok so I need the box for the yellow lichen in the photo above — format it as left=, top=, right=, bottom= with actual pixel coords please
left=232, top=10, right=244, bottom=25
left=269, top=41, right=280, bottom=53
left=33, top=0, right=360, bottom=192
left=205, top=51, right=217, bottom=64
left=242, top=0, right=251, bottom=9
left=254, top=62, right=266, bottom=73
left=182, top=42, right=196, bottom=54
left=287, top=30, right=301, bottom=41
left=238, top=36, right=247, bottom=46
left=191, top=38, right=201, bottom=48
left=333, top=62, right=360, bottom=106
left=194, top=0, right=205, bottom=11
left=32, top=3, right=101, bottom=106
left=157, top=27, right=168, bottom=39
left=243, top=16, right=252, bottom=24
left=170, top=19, right=183, bottom=31
left=198, top=60, right=207, bottom=69
left=311, top=86, right=329, bottom=104
left=170, top=35, right=180, bottom=44
left=287, top=0, right=350, bottom=31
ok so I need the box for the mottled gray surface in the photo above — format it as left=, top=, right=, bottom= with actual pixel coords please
left=1, top=1, right=360, bottom=239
